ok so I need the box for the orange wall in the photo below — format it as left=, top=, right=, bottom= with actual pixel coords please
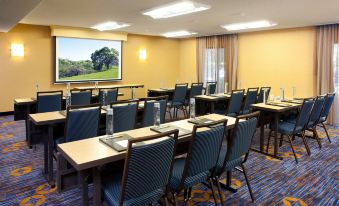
left=178, top=38, right=197, bottom=84
left=0, top=24, right=180, bottom=112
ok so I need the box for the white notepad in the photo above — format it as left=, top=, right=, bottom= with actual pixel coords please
left=116, top=140, right=128, bottom=148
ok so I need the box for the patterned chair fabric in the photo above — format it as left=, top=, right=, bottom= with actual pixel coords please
left=206, top=82, right=217, bottom=95
left=99, top=89, right=118, bottom=105
left=169, top=84, right=188, bottom=106
left=189, top=83, right=203, bottom=98
left=102, top=132, right=178, bottom=206
left=112, top=102, right=138, bottom=132
left=63, top=106, right=100, bottom=143
left=170, top=124, right=225, bottom=190
left=241, top=88, right=259, bottom=115
left=257, top=87, right=271, bottom=103
left=217, top=117, right=258, bottom=172
left=227, top=90, right=245, bottom=117
left=318, top=93, right=335, bottom=123
left=142, top=99, right=167, bottom=127
left=70, top=91, right=91, bottom=106
left=306, top=96, right=325, bottom=128
left=37, top=92, right=63, bottom=113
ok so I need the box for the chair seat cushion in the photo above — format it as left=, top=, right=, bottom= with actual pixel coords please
left=54, top=137, right=65, bottom=145
left=167, top=101, right=183, bottom=107
left=170, top=158, right=211, bottom=191
left=240, top=109, right=250, bottom=115
left=226, top=112, right=237, bottom=117
left=103, top=173, right=165, bottom=206
left=269, top=121, right=302, bottom=135
left=318, top=117, right=326, bottom=123
left=306, top=121, right=315, bottom=128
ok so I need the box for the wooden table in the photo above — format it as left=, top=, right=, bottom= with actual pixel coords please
left=194, top=94, right=231, bottom=114
left=251, top=102, right=301, bottom=159
left=75, top=84, right=144, bottom=99
left=57, top=114, right=238, bottom=206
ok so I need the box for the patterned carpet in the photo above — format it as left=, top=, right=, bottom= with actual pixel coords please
left=0, top=115, right=338, bottom=206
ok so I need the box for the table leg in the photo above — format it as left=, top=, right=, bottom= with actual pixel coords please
left=78, top=170, right=89, bottom=206
left=260, top=121, right=265, bottom=152
left=27, top=119, right=32, bottom=148
left=219, top=171, right=237, bottom=193
left=93, top=167, right=101, bottom=206
left=210, top=102, right=215, bottom=113
left=274, top=114, right=279, bottom=157
left=25, top=105, right=31, bottom=143
left=48, top=126, right=55, bottom=186
left=43, top=132, right=48, bottom=175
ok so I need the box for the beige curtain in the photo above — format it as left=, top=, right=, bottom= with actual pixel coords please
left=196, top=34, right=238, bottom=92
left=315, top=24, right=339, bottom=125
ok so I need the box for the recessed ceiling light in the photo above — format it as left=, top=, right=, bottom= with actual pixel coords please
left=91, top=21, right=131, bottom=31
left=162, top=30, right=197, bottom=38
left=221, top=20, right=277, bottom=31
left=142, top=0, right=210, bottom=19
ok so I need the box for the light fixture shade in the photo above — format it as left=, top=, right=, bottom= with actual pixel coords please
left=162, top=30, right=197, bottom=38
left=139, top=49, right=147, bottom=60
left=221, top=20, right=277, bottom=31
left=11, top=43, right=24, bottom=57
left=142, top=0, right=210, bottom=19
left=91, top=21, right=131, bottom=31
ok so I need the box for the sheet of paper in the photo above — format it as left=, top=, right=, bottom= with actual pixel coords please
left=116, top=140, right=128, bottom=148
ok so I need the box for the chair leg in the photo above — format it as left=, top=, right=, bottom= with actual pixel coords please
left=301, top=131, right=311, bottom=155
left=321, top=123, right=332, bottom=143
left=241, top=164, right=254, bottom=202
left=313, top=128, right=322, bottom=149
left=168, top=107, right=173, bottom=121
left=188, top=187, right=192, bottom=200
left=208, top=178, right=218, bottom=205
left=184, top=189, right=188, bottom=201
left=163, top=196, right=169, bottom=206
left=215, top=177, right=225, bottom=206
left=171, top=192, right=177, bottom=206
left=287, top=135, right=298, bottom=163
left=266, top=130, right=272, bottom=152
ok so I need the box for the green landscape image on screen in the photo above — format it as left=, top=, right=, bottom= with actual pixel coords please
left=56, top=37, right=122, bottom=82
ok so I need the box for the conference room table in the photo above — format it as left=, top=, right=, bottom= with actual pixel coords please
left=194, top=93, right=231, bottom=114
left=250, top=101, right=302, bottom=160
left=57, top=113, right=238, bottom=206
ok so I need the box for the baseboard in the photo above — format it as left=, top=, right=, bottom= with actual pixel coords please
left=0, top=111, right=14, bottom=116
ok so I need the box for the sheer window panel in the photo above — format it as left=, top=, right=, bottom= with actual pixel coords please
left=333, top=43, right=339, bottom=125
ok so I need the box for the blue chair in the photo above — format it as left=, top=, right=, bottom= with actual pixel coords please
left=110, top=100, right=139, bottom=133
left=99, top=88, right=118, bottom=105
left=55, top=104, right=101, bottom=144
left=305, top=96, right=326, bottom=149
left=36, top=91, right=63, bottom=113
left=70, top=89, right=92, bottom=106
left=102, top=129, right=179, bottom=206
left=167, top=83, right=188, bottom=120
left=205, top=81, right=217, bottom=95
left=257, top=87, right=271, bottom=103
left=141, top=96, right=168, bottom=127
left=189, top=83, right=203, bottom=98
left=316, top=93, right=336, bottom=143
left=169, top=119, right=228, bottom=205
left=214, top=112, right=259, bottom=204
left=241, top=87, right=259, bottom=115
left=267, top=99, right=314, bottom=163
left=226, top=89, right=245, bottom=117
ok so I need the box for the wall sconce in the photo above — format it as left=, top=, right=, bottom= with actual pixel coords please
left=139, top=48, right=147, bottom=60
left=11, top=43, right=24, bottom=57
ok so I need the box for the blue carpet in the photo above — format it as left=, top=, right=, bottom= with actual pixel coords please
left=0, top=115, right=338, bottom=205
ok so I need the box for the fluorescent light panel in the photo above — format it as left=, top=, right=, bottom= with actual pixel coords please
left=162, top=30, right=196, bottom=38
left=142, top=0, right=210, bottom=19
left=91, top=21, right=130, bottom=31
left=222, top=20, right=277, bottom=31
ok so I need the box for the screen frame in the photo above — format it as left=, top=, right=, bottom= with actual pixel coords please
left=54, top=36, right=123, bottom=84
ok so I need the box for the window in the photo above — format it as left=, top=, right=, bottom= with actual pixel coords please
left=204, top=48, right=225, bottom=93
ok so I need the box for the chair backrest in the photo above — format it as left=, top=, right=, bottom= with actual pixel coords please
left=189, top=83, right=203, bottom=98
left=319, top=93, right=336, bottom=122
left=242, top=87, right=259, bottom=113
left=227, top=89, right=245, bottom=117
left=307, top=96, right=326, bottom=126
left=179, top=119, right=227, bottom=189
left=99, top=88, right=118, bottom=105
left=36, top=91, right=63, bottom=113
left=295, top=98, right=314, bottom=130
left=70, top=89, right=92, bottom=106
left=221, top=112, right=259, bottom=170
left=142, top=96, right=168, bottom=127
left=64, top=104, right=101, bottom=142
left=119, top=130, right=179, bottom=206
left=257, top=87, right=271, bottom=103
left=172, top=83, right=188, bottom=103
left=110, top=100, right=139, bottom=133
left=205, top=82, right=217, bottom=95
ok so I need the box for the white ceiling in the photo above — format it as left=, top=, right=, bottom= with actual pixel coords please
left=13, top=0, right=339, bottom=37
